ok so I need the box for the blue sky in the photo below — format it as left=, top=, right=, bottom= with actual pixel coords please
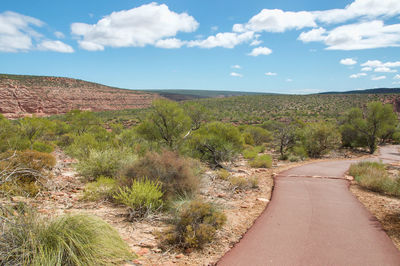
left=1, top=0, right=400, bottom=93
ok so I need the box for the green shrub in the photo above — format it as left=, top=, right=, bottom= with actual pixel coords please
left=0, top=205, right=133, bottom=265
left=242, top=132, right=255, bottom=145
left=288, top=154, right=301, bottom=162
left=349, top=161, right=400, bottom=197
left=249, top=154, right=272, bottom=168
left=229, top=176, right=259, bottom=190
left=114, top=178, right=163, bottom=219
left=163, top=200, right=226, bottom=249
left=76, top=149, right=135, bottom=181
left=243, top=148, right=258, bottom=159
left=290, top=145, right=308, bottom=160
left=244, top=126, right=273, bottom=146
left=82, top=177, right=118, bottom=201
left=216, top=169, right=230, bottom=180
left=188, top=122, right=243, bottom=167
left=32, top=142, right=54, bottom=153
left=0, top=150, right=56, bottom=196
left=122, top=151, right=199, bottom=199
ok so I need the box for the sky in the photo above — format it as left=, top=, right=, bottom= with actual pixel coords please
left=1, top=0, right=400, bottom=94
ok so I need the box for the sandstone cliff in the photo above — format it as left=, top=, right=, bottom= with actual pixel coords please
left=0, top=74, right=159, bottom=118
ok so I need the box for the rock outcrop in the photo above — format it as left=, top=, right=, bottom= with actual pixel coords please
left=0, top=74, right=159, bottom=118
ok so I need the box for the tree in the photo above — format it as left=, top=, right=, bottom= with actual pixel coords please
left=136, top=100, right=191, bottom=149
left=299, top=122, right=341, bottom=158
left=188, top=122, right=243, bottom=167
left=341, top=102, right=398, bottom=154
left=273, top=122, right=297, bottom=159
left=65, top=110, right=99, bottom=136
left=243, top=126, right=273, bottom=146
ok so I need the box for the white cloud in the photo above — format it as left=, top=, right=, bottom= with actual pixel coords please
left=286, top=78, right=293, bottom=82
left=371, top=75, right=386, bottom=80
left=230, top=72, right=243, bottom=77
left=188, top=31, right=254, bottom=49
left=298, top=27, right=326, bottom=42
left=340, top=58, right=357, bottom=65
left=313, top=0, right=400, bottom=24
left=298, top=20, right=400, bottom=50
left=233, top=9, right=316, bottom=33
left=37, top=40, right=74, bottom=53
left=0, top=11, right=43, bottom=52
left=155, top=38, right=185, bottom=49
left=394, top=74, right=400, bottom=79
left=361, top=67, right=373, bottom=71
left=250, top=39, right=262, bottom=46
left=231, top=65, right=241, bottom=69
left=350, top=73, right=367, bottom=78
left=54, top=31, right=65, bottom=39
left=265, top=72, right=277, bottom=76
left=211, top=26, right=218, bottom=31
left=71, top=3, right=199, bottom=50
left=248, top=46, right=272, bottom=56
left=374, top=66, right=397, bottom=73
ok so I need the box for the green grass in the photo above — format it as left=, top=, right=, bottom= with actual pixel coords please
left=349, top=161, right=400, bottom=197
left=249, top=154, right=273, bottom=168
left=0, top=207, right=133, bottom=265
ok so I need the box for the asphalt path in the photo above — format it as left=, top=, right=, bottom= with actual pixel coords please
left=218, top=146, right=400, bottom=266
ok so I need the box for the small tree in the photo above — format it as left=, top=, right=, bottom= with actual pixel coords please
left=188, top=122, right=243, bottom=167
left=243, top=126, right=273, bottom=146
left=341, top=102, right=398, bottom=154
left=300, top=122, right=341, bottom=158
left=273, top=122, right=297, bottom=159
left=136, top=100, right=191, bottom=149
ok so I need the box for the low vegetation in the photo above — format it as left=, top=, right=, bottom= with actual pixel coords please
left=163, top=200, right=226, bottom=249
left=0, top=204, right=133, bottom=265
left=349, top=161, right=400, bottom=197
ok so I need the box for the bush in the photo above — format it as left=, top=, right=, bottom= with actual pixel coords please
left=244, top=126, right=273, bottom=146
left=32, top=142, right=54, bottom=153
left=243, top=148, right=258, bottom=159
left=188, top=122, right=243, bottom=167
left=114, top=178, right=163, bottom=220
left=299, top=122, right=341, bottom=158
left=163, top=200, right=226, bottom=249
left=229, top=176, right=258, bottom=190
left=349, top=161, right=400, bottom=197
left=76, top=149, right=135, bottom=181
left=0, top=205, right=133, bottom=265
left=216, top=169, right=230, bottom=180
left=249, top=154, right=272, bottom=168
left=122, top=151, right=199, bottom=199
left=290, top=145, right=308, bottom=160
left=82, top=177, right=118, bottom=201
left=0, top=150, right=56, bottom=196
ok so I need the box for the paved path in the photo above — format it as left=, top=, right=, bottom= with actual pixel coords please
left=218, top=146, right=400, bottom=266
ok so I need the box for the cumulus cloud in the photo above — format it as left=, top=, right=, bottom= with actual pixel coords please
left=0, top=11, right=73, bottom=53
left=299, top=20, right=400, bottom=50
left=187, top=32, right=254, bottom=49
left=233, top=9, right=316, bottom=33
left=394, top=74, right=400, bottom=79
left=71, top=3, right=199, bottom=50
left=230, top=72, right=243, bottom=77
left=286, top=78, right=293, bottom=82
left=361, top=67, right=373, bottom=71
left=54, top=31, right=65, bottom=39
left=350, top=73, right=367, bottom=78
left=0, top=11, right=43, bottom=52
left=155, top=38, right=185, bottom=49
left=340, top=58, right=357, bottom=65
left=231, top=65, right=241, bottom=69
left=248, top=46, right=272, bottom=56
left=371, top=75, right=386, bottom=80
left=374, top=66, right=397, bottom=73
left=265, top=72, right=277, bottom=76
left=37, top=40, right=74, bottom=53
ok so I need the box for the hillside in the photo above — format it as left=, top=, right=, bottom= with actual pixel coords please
left=320, top=88, right=400, bottom=95
left=0, top=74, right=159, bottom=118
left=149, top=89, right=271, bottom=101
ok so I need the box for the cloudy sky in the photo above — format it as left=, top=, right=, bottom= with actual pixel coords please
left=1, top=0, right=400, bottom=93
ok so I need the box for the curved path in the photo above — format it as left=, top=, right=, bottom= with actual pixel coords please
left=218, top=146, right=400, bottom=266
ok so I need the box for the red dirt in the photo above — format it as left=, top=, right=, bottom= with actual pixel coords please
left=218, top=146, right=400, bottom=266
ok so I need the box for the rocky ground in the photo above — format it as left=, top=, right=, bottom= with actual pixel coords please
left=5, top=148, right=367, bottom=266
